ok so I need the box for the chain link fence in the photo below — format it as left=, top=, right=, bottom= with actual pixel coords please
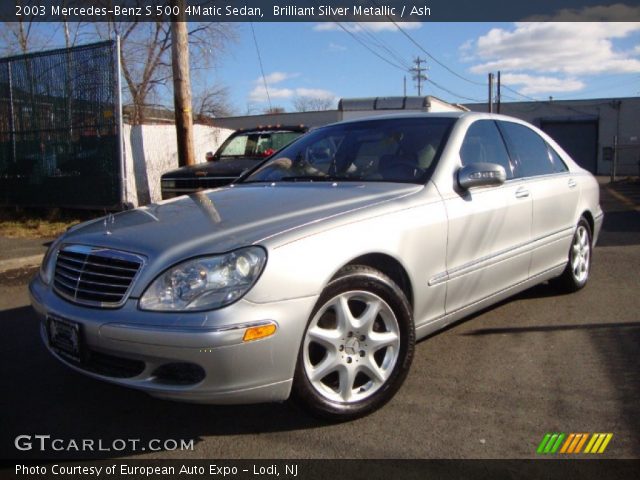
left=0, top=40, right=122, bottom=208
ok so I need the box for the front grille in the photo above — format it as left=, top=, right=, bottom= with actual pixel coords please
left=53, top=245, right=144, bottom=308
left=84, top=349, right=146, bottom=378
left=152, top=363, right=206, bottom=385
left=169, top=177, right=237, bottom=190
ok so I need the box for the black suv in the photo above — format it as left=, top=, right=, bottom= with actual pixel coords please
left=161, top=125, right=308, bottom=199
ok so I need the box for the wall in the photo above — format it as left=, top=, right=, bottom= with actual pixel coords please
left=466, top=97, right=640, bottom=176
left=122, top=123, right=233, bottom=206
left=213, top=110, right=341, bottom=131
left=213, top=96, right=466, bottom=130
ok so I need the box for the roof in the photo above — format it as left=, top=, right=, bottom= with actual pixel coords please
left=338, top=96, right=468, bottom=112
left=320, top=111, right=535, bottom=128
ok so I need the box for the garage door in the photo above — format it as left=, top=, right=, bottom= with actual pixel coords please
left=540, top=120, right=598, bottom=174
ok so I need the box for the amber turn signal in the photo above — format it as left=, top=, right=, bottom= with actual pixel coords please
left=243, top=323, right=277, bottom=342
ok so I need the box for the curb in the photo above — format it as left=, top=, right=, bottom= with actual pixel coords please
left=0, top=254, right=44, bottom=274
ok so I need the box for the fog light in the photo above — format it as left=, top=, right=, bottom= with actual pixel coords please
left=243, top=323, right=276, bottom=342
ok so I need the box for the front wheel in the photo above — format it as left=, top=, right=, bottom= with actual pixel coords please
left=553, top=218, right=592, bottom=292
left=292, top=265, right=414, bottom=421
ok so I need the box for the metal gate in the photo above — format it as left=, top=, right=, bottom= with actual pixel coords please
left=0, top=40, right=122, bottom=208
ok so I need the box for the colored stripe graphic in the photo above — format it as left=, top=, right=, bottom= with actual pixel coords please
left=598, top=433, right=614, bottom=453
left=574, top=433, right=589, bottom=453
left=539, top=433, right=613, bottom=454
left=550, top=434, right=565, bottom=453
left=560, top=434, right=575, bottom=453
left=537, top=433, right=565, bottom=454
left=537, top=434, right=552, bottom=454
left=585, top=433, right=614, bottom=454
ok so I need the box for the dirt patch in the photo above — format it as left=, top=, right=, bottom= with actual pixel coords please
left=0, top=266, right=39, bottom=287
left=0, top=208, right=99, bottom=238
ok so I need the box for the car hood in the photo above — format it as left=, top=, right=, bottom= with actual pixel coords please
left=62, top=182, right=422, bottom=290
left=163, top=158, right=261, bottom=178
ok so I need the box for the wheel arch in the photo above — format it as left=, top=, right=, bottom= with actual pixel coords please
left=336, top=253, right=414, bottom=313
left=580, top=209, right=595, bottom=239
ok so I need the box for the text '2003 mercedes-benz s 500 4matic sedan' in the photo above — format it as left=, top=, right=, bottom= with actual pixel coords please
left=30, top=112, right=603, bottom=420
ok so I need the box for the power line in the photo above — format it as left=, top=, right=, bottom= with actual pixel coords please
left=335, top=22, right=409, bottom=71
left=355, top=22, right=412, bottom=70
left=427, top=78, right=483, bottom=103
left=382, top=15, right=485, bottom=86
left=500, top=83, right=541, bottom=102
left=249, top=22, right=271, bottom=110
left=335, top=21, right=484, bottom=103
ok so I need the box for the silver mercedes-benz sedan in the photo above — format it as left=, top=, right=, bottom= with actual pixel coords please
left=30, top=112, right=603, bottom=420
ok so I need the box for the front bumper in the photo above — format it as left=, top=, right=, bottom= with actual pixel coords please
left=29, top=276, right=317, bottom=404
left=593, top=209, right=604, bottom=247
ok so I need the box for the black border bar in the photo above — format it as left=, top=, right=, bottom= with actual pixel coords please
left=3, top=460, right=640, bottom=480
left=2, top=0, right=639, bottom=22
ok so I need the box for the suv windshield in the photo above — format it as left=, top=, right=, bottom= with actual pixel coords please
left=219, top=131, right=302, bottom=158
left=244, top=117, right=455, bottom=184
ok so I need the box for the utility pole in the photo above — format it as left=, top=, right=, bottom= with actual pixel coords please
left=488, top=73, right=494, bottom=113
left=410, top=57, right=428, bottom=96
left=171, top=0, right=195, bottom=167
left=496, top=71, right=501, bottom=114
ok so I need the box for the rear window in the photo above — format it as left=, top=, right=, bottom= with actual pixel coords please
left=546, top=143, right=569, bottom=173
left=219, top=131, right=303, bottom=158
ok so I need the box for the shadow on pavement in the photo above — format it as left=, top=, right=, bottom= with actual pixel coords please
left=0, top=305, right=324, bottom=460
left=463, top=317, right=640, bottom=452
left=598, top=182, right=640, bottom=247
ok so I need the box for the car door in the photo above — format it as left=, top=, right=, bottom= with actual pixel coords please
left=443, top=120, right=532, bottom=314
left=497, top=121, right=579, bottom=277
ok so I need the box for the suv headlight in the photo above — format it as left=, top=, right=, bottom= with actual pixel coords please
left=139, top=246, right=267, bottom=311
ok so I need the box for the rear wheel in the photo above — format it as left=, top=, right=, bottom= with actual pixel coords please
left=293, top=265, right=414, bottom=421
left=554, top=218, right=592, bottom=292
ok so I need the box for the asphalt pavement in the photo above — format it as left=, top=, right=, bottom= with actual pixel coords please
left=0, top=181, right=638, bottom=460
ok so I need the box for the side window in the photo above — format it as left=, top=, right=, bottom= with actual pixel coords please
left=459, top=120, right=513, bottom=179
left=546, top=143, right=569, bottom=173
left=498, top=122, right=556, bottom=177
left=220, top=135, right=249, bottom=156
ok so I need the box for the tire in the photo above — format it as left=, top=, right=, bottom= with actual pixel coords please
left=553, top=218, right=592, bottom=293
left=292, top=265, right=414, bottom=421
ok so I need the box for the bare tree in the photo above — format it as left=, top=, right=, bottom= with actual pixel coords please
left=264, top=106, right=286, bottom=114
left=93, top=2, right=236, bottom=124
left=292, top=96, right=336, bottom=112
left=194, top=85, right=234, bottom=118
left=0, top=1, right=56, bottom=55
left=61, top=2, right=90, bottom=49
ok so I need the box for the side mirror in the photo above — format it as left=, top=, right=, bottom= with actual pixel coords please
left=205, top=151, right=215, bottom=162
left=457, top=162, right=506, bottom=190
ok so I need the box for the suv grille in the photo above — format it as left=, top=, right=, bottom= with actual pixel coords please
left=180, top=177, right=235, bottom=189
left=53, top=245, right=144, bottom=308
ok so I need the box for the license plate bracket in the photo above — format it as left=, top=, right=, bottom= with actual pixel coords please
left=47, top=315, right=82, bottom=363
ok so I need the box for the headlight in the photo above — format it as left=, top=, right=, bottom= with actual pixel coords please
left=40, top=236, right=64, bottom=285
left=139, top=246, right=267, bottom=311
left=161, top=179, right=176, bottom=189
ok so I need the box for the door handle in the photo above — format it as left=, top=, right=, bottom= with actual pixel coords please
left=568, top=178, right=577, bottom=188
left=515, top=187, right=530, bottom=198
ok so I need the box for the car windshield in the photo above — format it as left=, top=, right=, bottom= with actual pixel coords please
left=218, top=131, right=302, bottom=158
left=243, top=117, right=456, bottom=184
